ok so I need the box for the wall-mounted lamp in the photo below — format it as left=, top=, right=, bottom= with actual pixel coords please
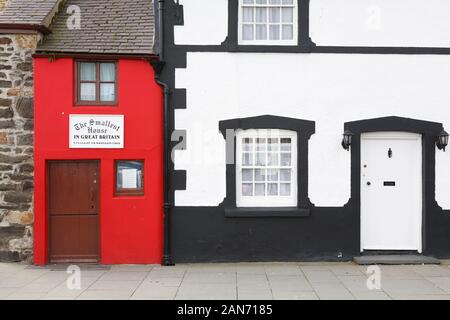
left=437, top=130, right=449, bottom=151
left=342, top=130, right=354, bottom=151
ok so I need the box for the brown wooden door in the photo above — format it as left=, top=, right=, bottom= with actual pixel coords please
left=48, top=161, right=100, bottom=263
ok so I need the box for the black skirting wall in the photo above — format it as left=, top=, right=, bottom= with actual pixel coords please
left=172, top=202, right=450, bottom=263
left=172, top=205, right=359, bottom=263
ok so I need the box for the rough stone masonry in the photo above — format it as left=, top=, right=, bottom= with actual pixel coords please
left=0, top=33, right=37, bottom=262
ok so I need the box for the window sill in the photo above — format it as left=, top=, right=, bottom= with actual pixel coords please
left=224, top=207, right=310, bottom=218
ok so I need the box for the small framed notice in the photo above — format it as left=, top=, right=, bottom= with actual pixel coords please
left=115, top=161, right=144, bottom=196
left=122, top=169, right=138, bottom=189
left=70, top=114, right=124, bottom=149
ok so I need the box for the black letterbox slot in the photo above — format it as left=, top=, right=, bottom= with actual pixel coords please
left=384, top=181, right=396, bottom=186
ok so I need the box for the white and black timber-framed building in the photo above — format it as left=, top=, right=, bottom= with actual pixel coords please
left=156, top=0, right=450, bottom=264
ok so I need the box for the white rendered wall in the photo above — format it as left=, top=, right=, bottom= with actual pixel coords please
left=310, top=0, right=450, bottom=47
left=174, top=53, right=450, bottom=208
left=174, top=0, right=228, bottom=45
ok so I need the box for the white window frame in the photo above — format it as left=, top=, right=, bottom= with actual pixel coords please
left=236, top=129, right=298, bottom=207
left=238, top=0, right=298, bottom=46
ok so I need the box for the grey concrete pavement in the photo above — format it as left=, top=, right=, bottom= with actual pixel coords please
left=1, top=262, right=450, bottom=300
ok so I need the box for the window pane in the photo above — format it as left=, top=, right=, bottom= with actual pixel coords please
left=281, top=7, right=293, bottom=23
left=242, top=183, right=253, bottom=196
left=269, top=8, right=280, bottom=23
left=280, top=169, right=291, bottom=182
left=282, top=24, right=293, bottom=40
left=255, top=169, right=266, bottom=182
left=100, top=63, right=116, bottom=81
left=243, top=24, right=254, bottom=40
left=269, top=0, right=281, bottom=4
left=268, top=183, right=278, bottom=196
left=282, top=0, right=293, bottom=4
left=256, top=0, right=267, bottom=4
left=80, top=62, right=96, bottom=81
left=243, top=7, right=254, bottom=23
left=242, top=169, right=253, bottom=182
left=116, top=161, right=144, bottom=190
left=100, top=83, right=115, bottom=102
left=243, top=153, right=253, bottom=166
left=280, top=183, right=291, bottom=196
left=269, top=25, right=280, bottom=40
left=243, top=138, right=253, bottom=151
left=255, top=8, right=267, bottom=23
left=267, top=169, right=279, bottom=182
left=243, top=0, right=254, bottom=4
left=255, top=183, right=265, bottom=196
left=256, top=138, right=266, bottom=151
left=280, top=153, right=291, bottom=166
left=281, top=138, right=292, bottom=151
left=268, top=138, right=279, bottom=151
left=80, top=83, right=96, bottom=101
left=256, top=152, right=266, bottom=166
left=255, top=24, right=267, bottom=40
left=268, top=152, right=279, bottom=166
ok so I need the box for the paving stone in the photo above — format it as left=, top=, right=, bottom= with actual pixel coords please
left=183, top=272, right=236, bottom=284
left=273, top=291, right=319, bottom=300
left=312, top=283, right=355, bottom=300
left=176, top=284, right=236, bottom=300
left=132, top=285, right=178, bottom=300
left=4, top=292, right=45, bottom=300
left=353, top=292, right=392, bottom=300
left=303, top=270, right=340, bottom=283
left=0, top=287, right=17, bottom=299
left=238, top=292, right=274, bottom=300
left=99, top=271, right=148, bottom=282
left=381, top=279, right=446, bottom=296
left=425, top=277, right=450, bottom=293
left=76, top=290, right=133, bottom=300
left=87, top=280, right=141, bottom=292
left=187, top=263, right=237, bottom=274
left=268, top=275, right=313, bottom=292
left=264, top=264, right=302, bottom=276
left=338, top=275, right=382, bottom=293
left=110, top=264, right=155, bottom=272
left=409, top=265, right=450, bottom=277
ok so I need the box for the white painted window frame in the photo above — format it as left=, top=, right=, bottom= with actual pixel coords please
left=236, top=129, right=298, bottom=207
left=238, top=0, right=298, bottom=46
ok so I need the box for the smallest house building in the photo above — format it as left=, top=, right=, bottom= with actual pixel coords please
left=33, top=0, right=163, bottom=264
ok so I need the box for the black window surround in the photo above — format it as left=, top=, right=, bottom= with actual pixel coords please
left=222, top=0, right=316, bottom=52
left=219, top=115, right=315, bottom=218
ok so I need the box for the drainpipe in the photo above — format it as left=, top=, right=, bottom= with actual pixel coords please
left=152, top=0, right=174, bottom=266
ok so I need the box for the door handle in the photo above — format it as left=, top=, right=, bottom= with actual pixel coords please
left=367, top=182, right=371, bottom=186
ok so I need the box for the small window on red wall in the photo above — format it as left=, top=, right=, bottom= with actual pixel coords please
left=76, top=61, right=118, bottom=105
left=115, top=161, right=144, bottom=196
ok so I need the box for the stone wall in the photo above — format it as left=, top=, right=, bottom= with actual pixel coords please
left=0, top=34, right=37, bottom=262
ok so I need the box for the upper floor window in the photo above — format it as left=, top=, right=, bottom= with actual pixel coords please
left=76, top=61, right=117, bottom=105
left=239, top=0, right=298, bottom=46
left=236, top=129, right=298, bottom=207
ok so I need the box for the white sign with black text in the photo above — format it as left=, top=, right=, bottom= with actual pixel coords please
left=69, top=114, right=124, bottom=149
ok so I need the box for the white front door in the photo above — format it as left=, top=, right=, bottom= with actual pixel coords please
left=361, top=132, right=422, bottom=253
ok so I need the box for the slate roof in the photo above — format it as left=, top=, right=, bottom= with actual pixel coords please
left=37, top=0, right=156, bottom=55
left=0, top=0, right=61, bottom=26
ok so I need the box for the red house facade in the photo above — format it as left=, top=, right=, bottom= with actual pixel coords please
left=33, top=1, right=163, bottom=265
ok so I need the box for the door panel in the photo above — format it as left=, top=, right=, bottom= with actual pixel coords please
left=361, top=132, right=422, bottom=252
left=48, top=161, right=100, bottom=263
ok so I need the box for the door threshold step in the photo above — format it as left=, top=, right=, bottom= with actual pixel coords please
left=354, top=255, right=441, bottom=265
